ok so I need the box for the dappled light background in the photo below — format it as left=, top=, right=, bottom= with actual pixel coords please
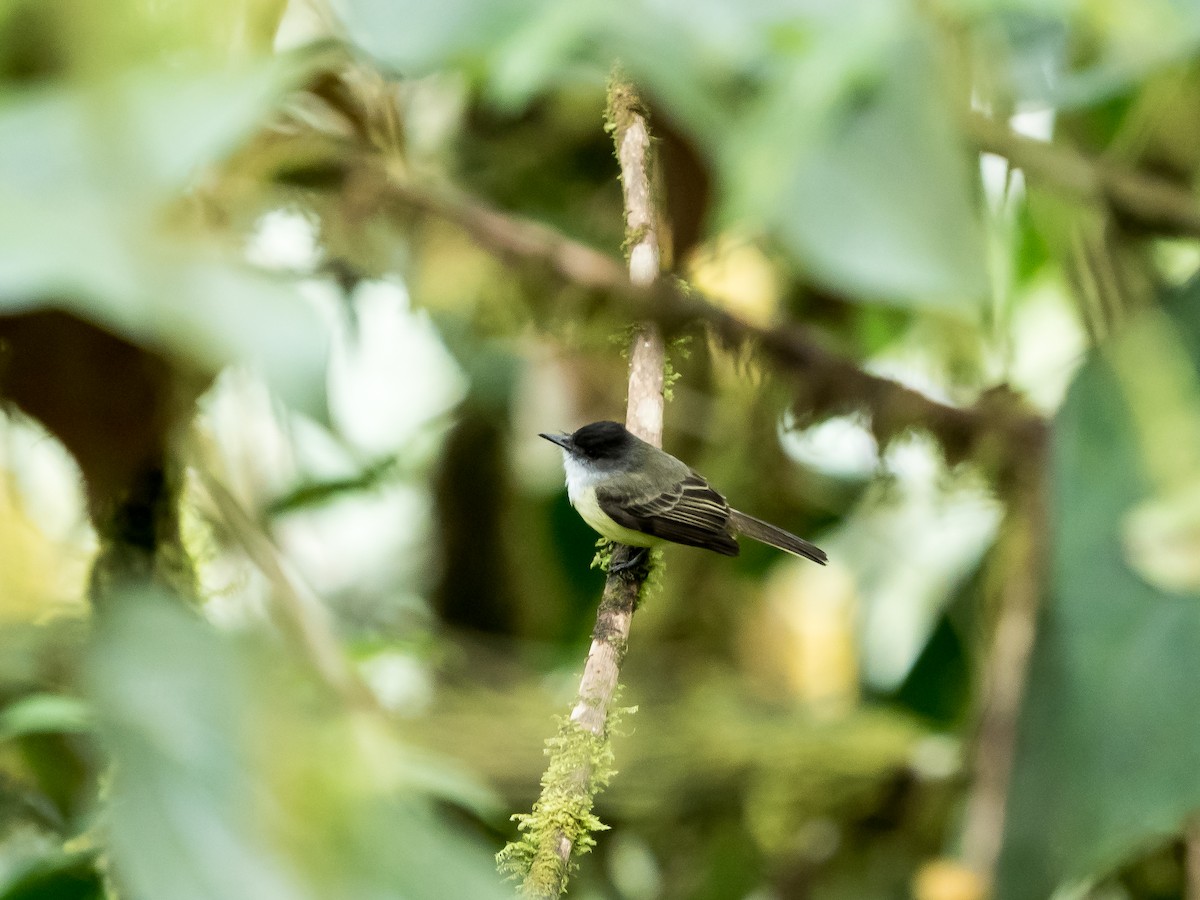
left=4, top=1, right=1200, bottom=899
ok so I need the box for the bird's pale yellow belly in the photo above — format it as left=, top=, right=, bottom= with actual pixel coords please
left=573, top=487, right=659, bottom=547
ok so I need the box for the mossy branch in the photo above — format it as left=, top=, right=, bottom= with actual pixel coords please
left=496, top=703, right=633, bottom=897
left=498, top=76, right=667, bottom=897
left=381, top=184, right=1045, bottom=477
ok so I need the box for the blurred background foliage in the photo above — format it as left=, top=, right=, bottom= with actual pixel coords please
left=3, top=0, right=1200, bottom=898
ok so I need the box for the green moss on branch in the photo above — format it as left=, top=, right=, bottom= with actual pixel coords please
left=496, top=703, right=634, bottom=897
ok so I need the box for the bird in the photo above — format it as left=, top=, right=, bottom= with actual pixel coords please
left=540, top=420, right=826, bottom=572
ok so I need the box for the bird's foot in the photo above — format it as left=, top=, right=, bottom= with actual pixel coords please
left=607, top=546, right=649, bottom=578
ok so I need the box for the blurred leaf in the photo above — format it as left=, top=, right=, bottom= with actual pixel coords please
left=968, top=2, right=1200, bottom=107
left=388, top=742, right=505, bottom=819
left=332, top=0, right=767, bottom=118
left=1012, top=199, right=1051, bottom=284
left=0, top=851, right=102, bottom=900
left=894, top=610, right=972, bottom=726
left=337, top=0, right=985, bottom=306
left=89, top=597, right=306, bottom=900
left=975, top=9, right=1071, bottom=105
left=724, top=23, right=987, bottom=306
left=998, top=292, right=1200, bottom=897
left=1124, top=478, right=1200, bottom=593
left=0, top=694, right=91, bottom=741
left=1115, top=309, right=1200, bottom=592
left=331, top=0, right=540, bottom=82
left=87, top=592, right=509, bottom=900
left=0, top=54, right=330, bottom=418
left=266, top=456, right=402, bottom=516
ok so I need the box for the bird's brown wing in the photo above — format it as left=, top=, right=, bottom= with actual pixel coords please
left=596, top=472, right=740, bottom=555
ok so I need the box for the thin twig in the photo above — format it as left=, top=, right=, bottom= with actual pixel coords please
left=958, top=451, right=1047, bottom=884
left=192, top=466, right=381, bottom=714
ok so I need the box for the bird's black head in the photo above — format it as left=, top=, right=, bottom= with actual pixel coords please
left=569, top=420, right=632, bottom=460
left=539, top=420, right=633, bottom=461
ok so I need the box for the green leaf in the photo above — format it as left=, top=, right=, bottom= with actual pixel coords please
left=973, top=3, right=1200, bottom=108
left=0, top=851, right=103, bottom=900
left=0, top=53, right=314, bottom=225
left=0, top=55, right=330, bottom=419
left=332, top=0, right=542, bottom=79
left=0, top=694, right=92, bottom=741
left=335, top=0, right=986, bottom=307
left=87, top=592, right=509, bottom=900
left=997, top=292, right=1200, bottom=897
left=723, top=25, right=988, bottom=306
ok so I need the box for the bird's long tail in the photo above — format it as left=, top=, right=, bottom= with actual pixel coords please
left=730, top=509, right=827, bottom=565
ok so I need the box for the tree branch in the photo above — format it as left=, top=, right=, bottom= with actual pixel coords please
left=383, top=180, right=1045, bottom=475
left=970, top=114, right=1200, bottom=238
left=497, top=79, right=667, bottom=900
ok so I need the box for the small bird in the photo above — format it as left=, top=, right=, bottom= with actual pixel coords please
left=540, top=420, right=826, bottom=571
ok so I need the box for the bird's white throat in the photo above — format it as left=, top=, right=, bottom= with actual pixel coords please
left=561, top=453, right=602, bottom=507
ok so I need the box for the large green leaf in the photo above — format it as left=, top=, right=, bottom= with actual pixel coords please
left=331, top=0, right=782, bottom=151
left=1002, top=2, right=1200, bottom=107
left=724, top=25, right=987, bottom=305
left=87, top=594, right=509, bottom=900
left=334, top=0, right=987, bottom=309
left=997, top=292, right=1200, bottom=897
left=0, top=55, right=329, bottom=418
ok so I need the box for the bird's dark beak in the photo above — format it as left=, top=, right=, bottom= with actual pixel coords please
left=539, top=432, right=572, bottom=450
